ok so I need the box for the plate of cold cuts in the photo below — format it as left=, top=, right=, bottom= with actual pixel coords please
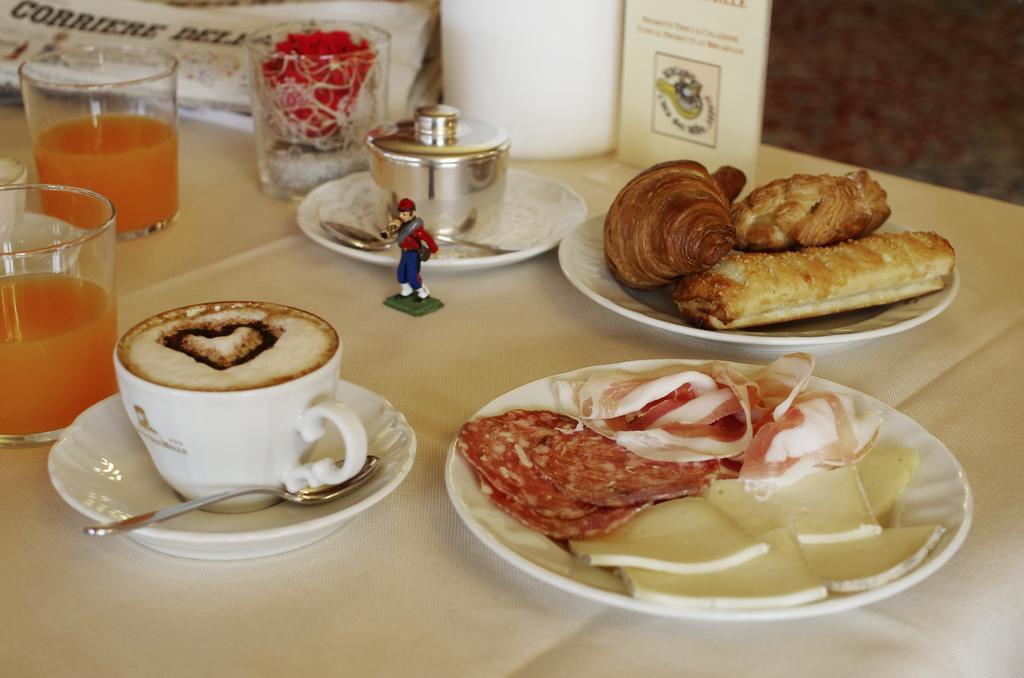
left=444, top=354, right=972, bottom=621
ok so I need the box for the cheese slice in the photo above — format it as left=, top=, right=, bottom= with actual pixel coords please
left=569, top=497, right=768, bottom=574
left=622, top=528, right=828, bottom=610
left=704, top=466, right=880, bottom=544
left=799, top=525, right=945, bottom=592
left=856, top=446, right=920, bottom=519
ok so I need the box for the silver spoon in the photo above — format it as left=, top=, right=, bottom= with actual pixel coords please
left=83, top=455, right=381, bottom=536
left=320, top=219, right=521, bottom=255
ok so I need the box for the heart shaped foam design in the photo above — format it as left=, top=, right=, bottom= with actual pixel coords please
left=176, top=326, right=266, bottom=370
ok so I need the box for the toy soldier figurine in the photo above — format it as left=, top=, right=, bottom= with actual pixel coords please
left=381, top=198, right=443, bottom=316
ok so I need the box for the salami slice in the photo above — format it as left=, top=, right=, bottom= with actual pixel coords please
left=529, top=427, right=722, bottom=507
left=457, top=410, right=595, bottom=520
left=476, top=472, right=647, bottom=540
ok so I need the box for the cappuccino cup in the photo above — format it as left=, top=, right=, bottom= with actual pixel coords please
left=114, top=301, right=368, bottom=512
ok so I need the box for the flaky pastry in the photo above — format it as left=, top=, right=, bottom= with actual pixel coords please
left=673, top=231, right=955, bottom=330
left=732, top=170, right=891, bottom=251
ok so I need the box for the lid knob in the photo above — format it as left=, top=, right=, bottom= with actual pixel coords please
left=415, top=105, right=459, bottom=146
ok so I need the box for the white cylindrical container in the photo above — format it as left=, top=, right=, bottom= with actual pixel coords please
left=441, top=0, right=623, bottom=159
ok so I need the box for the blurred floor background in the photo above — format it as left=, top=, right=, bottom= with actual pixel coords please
left=762, top=0, right=1024, bottom=205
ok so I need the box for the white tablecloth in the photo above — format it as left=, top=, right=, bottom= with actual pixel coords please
left=1, top=105, right=1023, bottom=678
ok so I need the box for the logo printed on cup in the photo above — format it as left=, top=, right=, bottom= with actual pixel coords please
left=115, top=301, right=368, bottom=512
left=132, top=405, right=187, bottom=455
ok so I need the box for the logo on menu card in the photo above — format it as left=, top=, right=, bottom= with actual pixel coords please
left=652, top=53, right=720, bottom=148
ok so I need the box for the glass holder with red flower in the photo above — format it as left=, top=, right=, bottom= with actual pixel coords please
left=246, top=21, right=390, bottom=200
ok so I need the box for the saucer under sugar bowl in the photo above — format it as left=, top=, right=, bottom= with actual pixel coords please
left=364, top=105, right=510, bottom=234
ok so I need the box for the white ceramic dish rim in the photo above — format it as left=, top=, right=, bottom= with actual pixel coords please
left=444, top=358, right=973, bottom=621
left=557, top=216, right=959, bottom=349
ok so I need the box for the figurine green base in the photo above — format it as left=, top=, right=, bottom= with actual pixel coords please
left=383, top=294, right=444, bottom=316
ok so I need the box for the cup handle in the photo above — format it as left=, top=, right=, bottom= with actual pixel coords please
left=283, top=401, right=369, bottom=493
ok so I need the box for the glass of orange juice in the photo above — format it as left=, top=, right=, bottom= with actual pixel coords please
left=19, top=45, right=178, bottom=240
left=1, top=184, right=117, bottom=446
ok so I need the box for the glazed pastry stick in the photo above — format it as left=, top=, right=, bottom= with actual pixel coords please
left=674, top=231, right=955, bottom=330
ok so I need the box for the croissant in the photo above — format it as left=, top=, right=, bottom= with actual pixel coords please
left=712, top=165, right=747, bottom=202
left=604, top=161, right=736, bottom=290
left=732, top=170, right=890, bottom=251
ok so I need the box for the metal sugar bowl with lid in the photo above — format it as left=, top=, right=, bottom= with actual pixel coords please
left=365, top=105, right=510, bottom=234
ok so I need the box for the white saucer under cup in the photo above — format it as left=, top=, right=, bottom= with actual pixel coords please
left=49, top=381, right=416, bottom=560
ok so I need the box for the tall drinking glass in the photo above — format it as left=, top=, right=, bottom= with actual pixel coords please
left=19, top=46, right=178, bottom=239
left=0, top=184, right=117, bottom=446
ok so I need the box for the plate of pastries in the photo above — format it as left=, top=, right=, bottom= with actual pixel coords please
left=558, top=160, right=958, bottom=350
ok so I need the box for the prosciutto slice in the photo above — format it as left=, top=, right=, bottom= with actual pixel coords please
left=549, top=354, right=866, bottom=479
left=554, top=367, right=719, bottom=420
left=753, top=352, right=815, bottom=420
left=739, top=391, right=881, bottom=486
left=580, top=362, right=760, bottom=462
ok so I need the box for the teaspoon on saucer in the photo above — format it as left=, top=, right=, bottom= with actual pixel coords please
left=320, top=219, right=520, bottom=255
left=83, top=455, right=381, bottom=536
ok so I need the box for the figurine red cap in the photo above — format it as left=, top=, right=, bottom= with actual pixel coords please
left=397, top=198, right=416, bottom=211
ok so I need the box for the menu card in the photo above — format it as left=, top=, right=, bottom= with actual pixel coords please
left=617, top=0, right=772, bottom=182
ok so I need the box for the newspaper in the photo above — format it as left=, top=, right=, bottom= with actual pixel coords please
left=0, top=0, right=436, bottom=118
